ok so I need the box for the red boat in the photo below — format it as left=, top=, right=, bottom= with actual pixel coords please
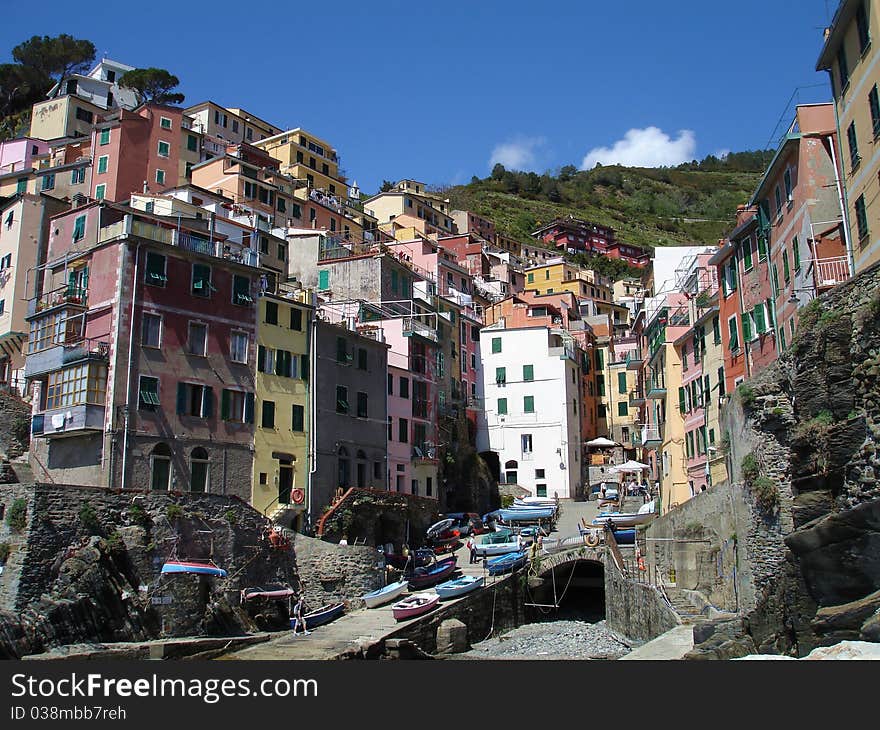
left=431, top=539, right=462, bottom=556
left=392, top=592, right=440, bottom=621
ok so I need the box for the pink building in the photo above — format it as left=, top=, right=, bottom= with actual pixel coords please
left=0, top=138, right=49, bottom=176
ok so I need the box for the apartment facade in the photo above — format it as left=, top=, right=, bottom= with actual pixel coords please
left=817, top=0, right=880, bottom=272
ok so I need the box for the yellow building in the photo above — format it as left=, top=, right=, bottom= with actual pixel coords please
left=366, top=180, right=457, bottom=240
left=29, top=95, right=105, bottom=141
left=255, top=129, right=346, bottom=199
left=251, top=289, right=313, bottom=530
left=605, top=356, right=640, bottom=455
left=652, top=342, right=688, bottom=514
left=817, top=0, right=880, bottom=272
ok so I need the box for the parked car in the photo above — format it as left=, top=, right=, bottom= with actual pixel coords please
left=441, top=512, right=487, bottom=536
left=588, top=481, right=620, bottom=501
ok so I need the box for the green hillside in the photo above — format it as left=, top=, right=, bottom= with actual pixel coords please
left=444, top=151, right=774, bottom=253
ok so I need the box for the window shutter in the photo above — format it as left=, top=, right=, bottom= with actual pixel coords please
left=275, top=350, right=284, bottom=376
left=766, top=299, right=776, bottom=330
left=257, top=345, right=266, bottom=373
left=221, top=389, right=230, bottom=420
left=743, top=312, right=752, bottom=341
left=678, top=387, right=686, bottom=413
left=704, top=374, right=711, bottom=405
left=300, top=354, right=309, bottom=381
left=177, top=383, right=187, bottom=414
left=244, top=392, right=255, bottom=423
left=203, top=387, right=213, bottom=418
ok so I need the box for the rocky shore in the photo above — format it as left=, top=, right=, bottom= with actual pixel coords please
left=458, top=619, right=632, bottom=660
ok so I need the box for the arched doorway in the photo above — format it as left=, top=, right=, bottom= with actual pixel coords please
left=151, top=443, right=172, bottom=490
left=190, top=447, right=209, bottom=492
left=504, top=460, right=519, bottom=485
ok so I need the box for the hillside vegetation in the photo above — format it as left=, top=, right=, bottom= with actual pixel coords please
left=444, top=151, right=774, bottom=252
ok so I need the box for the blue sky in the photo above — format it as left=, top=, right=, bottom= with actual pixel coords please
left=2, top=0, right=838, bottom=192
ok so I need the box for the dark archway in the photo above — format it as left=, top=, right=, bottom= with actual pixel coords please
left=527, top=559, right=606, bottom=623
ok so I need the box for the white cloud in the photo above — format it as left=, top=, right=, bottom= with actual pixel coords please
left=489, top=136, right=546, bottom=171
left=580, top=127, right=697, bottom=169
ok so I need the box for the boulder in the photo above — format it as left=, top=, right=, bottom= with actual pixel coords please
left=811, top=589, right=880, bottom=636
left=859, top=609, right=880, bottom=642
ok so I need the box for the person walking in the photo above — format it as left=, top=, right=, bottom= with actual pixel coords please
left=466, top=534, right=478, bottom=564
left=292, top=594, right=310, bottom=636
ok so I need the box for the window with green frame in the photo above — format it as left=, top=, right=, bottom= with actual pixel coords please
left=95, top=184, right=106, bottom=200
left=728, top=316, right=739, bottom=351
left=870, top=85, right=880, bottom=137
left=317, top=269, right=329, bottom=290
left=187, top=134, right=198, bottom=152
left=772, top=263, right=780, bottom=298
left=847, top=121, right=860, bottom=169
left=497, top=398, right=507, bottom=415
left=523, top=395, right=535, bottom=413
left=779, top=327, right=787, bottom=352
left=495, top=366, right=506, bottom=385
left=618, top=371, right=627, bottom=394
left=782, top=250, right=790, bottom=283
left=99, top=128, right=110, bottom=145
left=792, top=236, right=800, bottom=272
left=743, top=310, right=753, bottom=341
left=765, top=298, right=776, bottom=331
left=742, top=237, right=753, bottom=271
left=97, top=156, right=108, bottom=174
left=16, top=178, right=27, bottom=194
left=753, top=303, right=766, bottom=334
left=712, top=316, right=720, bottom=345
left=390, top=269, right=398, bottom=293
left=595, top=348, right=604, bottom=370
left=145, top=252, right=167, bottom=285
left=856, top=194, right=869, bottom=241
left=157, top=140, right=170, bottom=157
left=491, top=337, right=502, bottom=353
left=523, top=364, right=534, bottom=382
left=617, top=401, right=628, bottom=417
left=527, top=272, right=534, bottom=283
left=192, top=263, right=212, bottom=297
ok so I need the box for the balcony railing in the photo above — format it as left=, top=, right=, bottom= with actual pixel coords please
left=625, top=349, right=643, bottom=370
left=32, top=402, right=105, bottom=438
left=641, top=426, right=662, bottom=447
left=646, top=381, right=667, bottom=399
left=811, top=256, right=851, bottom=289
left=29, top=285, right=88, bottom=317
left=402, top=317, right=438, bottom=342
left=629, top=388, right=645, bottom=406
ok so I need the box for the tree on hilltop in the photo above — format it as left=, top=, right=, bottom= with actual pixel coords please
left=12, top=34, right=95, bottom=90
left=119, top=68, right=185, bottom=105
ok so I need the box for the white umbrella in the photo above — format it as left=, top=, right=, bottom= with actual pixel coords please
left=585, top=437, right=618, bottom=447
left=613, top=459, right=650, bottom=473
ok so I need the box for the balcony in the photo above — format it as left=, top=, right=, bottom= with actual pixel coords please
left=100, top=215, right=260, bottom=268
left=24, top=336, right=109, bottom=379
left=27, top=285, right=88, bottom=318
left=646, top=382, right=667, bottom=399
left=811, top=256, right=851, bottom=290
left=32, top=403, right=105, bottom=438
left=402, top=316, right=438, bottom=342
left=549, top=344, right=578, bottom=361
left=629, top=388, right=645, bottom=406
left=641, top=426, right=662, bottom=448
left=625, top=350, right=643, bottom=370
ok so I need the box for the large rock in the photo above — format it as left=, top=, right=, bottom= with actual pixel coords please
left=859, top=609, right=880, bottom=642
left=435, top=618, right=469, bottom=654
left=784, top=498, right=880, bottom=606
left=811, top=589, right=880, bottom=637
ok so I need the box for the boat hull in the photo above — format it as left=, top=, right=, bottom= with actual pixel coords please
left=362, top=580, right=409, bottom=608
left=290, top=602, right=345, bottom=630
left=391, top=593, right=440, bottom=620
left=161, top=561, right=227, bottom=578
left=592, top=512, right=654, bottom=528
left=406, top=557, right=457, bottom=589
left=474, top=541, right=521, bottom=556
left=487, top=551, right=528, bottom=575
left=435, top=576, right=484, bottom=600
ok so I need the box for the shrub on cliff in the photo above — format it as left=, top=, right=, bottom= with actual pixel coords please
left=740, top=454, right=779, bottom=514
left=737, top=384, right=755, bottom=408
left=5, top=498, right=27, bottom=532
left=0, top=541, right=10, bottom=564
left=78, top=501, right=100, bottom=534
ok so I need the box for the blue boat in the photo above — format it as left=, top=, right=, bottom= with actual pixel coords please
left=494, top=507, right=555, bottom=522
left=435, top=575, right=484, bottom=600
left=406, top=556, right=458, bottom=590
left=487, top=551, right=528, bottom=575
left=161, top=560, right=227, bottom=578
left=290, top=602, right=345, bottom=630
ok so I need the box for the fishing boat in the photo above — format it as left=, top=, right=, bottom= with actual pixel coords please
left=435, top=575, right=484, bottom=600
left=474, top=531, right=521, bottom=556
left=361, top=580, right=409, bottom=608
left=426, top=518, right=456, bottom=538
left=241, top=585, right=295, bottom=601
left=487, top=551, right=528, bottom=575
left=290, top=602, right=345, bottom=630
left=406, top=556, right=458, bottom=589
left=514, top=496, right=558, bottom=506
left=391, top=592, right=440, bottom=621
left=161, top=559, right=227, bottom=578
left=591, top=511, right=655, bottom=528
left=512, top=499, right=558, bottom=512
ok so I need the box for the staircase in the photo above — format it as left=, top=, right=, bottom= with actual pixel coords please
left=662, top=586, right=737, bottom=625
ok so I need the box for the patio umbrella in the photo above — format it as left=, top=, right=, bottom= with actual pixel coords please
left=585, top=436, right=618, bottom=447
left=612, top=459, right=650, bottom=472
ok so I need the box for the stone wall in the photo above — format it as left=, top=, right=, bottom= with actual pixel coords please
left=0, top=390, right=30, bottom=461
left=293, top=533, right=380, bottom=611
left=0, top=483, right=302, bottom=658
left=604, top=550, right=681, bottom=643
left=644, top=482, right=753, bottom=613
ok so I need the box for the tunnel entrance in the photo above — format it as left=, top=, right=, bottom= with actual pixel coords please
left=525, top=560, right=606, bottom=623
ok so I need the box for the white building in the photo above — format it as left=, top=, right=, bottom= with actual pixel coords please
left=47, top=59, right=139, bottom=111
left=476, top=324, right=583, bottom=499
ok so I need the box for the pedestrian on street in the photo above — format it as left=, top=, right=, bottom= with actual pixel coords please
left=292, top=594, right=310, bottom=636
left=467, top=535, right=478, bottom=564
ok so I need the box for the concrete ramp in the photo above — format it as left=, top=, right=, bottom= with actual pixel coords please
left=618, top=625, right=694, bottom=660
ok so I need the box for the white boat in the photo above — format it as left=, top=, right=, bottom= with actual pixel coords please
left=435, top=575, right=484, bottom=600
left=591, top=511, right=655, bottom=528
left=514, top=496, right=558, bottom=507
left=474, top=532, right=522, bottom=556
left=361, top=580, right=409, bottom=608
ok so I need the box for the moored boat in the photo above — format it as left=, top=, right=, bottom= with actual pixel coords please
left=474, top=532, right=522, bottom=556
left=290, top=602, right=345, bottom=630
left=487, top=551, right=528, bottom=575
left=161, top=560, right=227, bottom=578
left=491, top=507, right=555, bottom=522
left=391, top=592, right=440, bottom=621
left=406, top=556, right=458, bottom=589
left=435, top=575, right=484, bottom=600
left=361, top=580, right=409, bottom=608
left=591, top=511, right=655, bottom=528
left=241, top=585, right=295, bottom=601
